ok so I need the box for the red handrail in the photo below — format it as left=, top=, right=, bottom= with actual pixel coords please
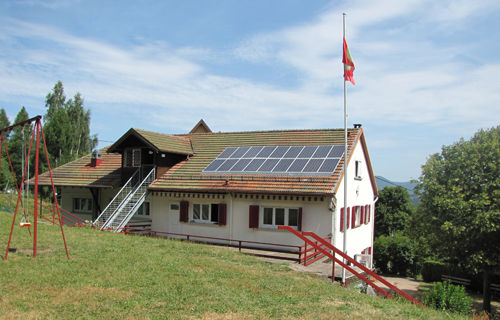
left=279, top=226, right=425, bottom=307
left=300, top=235, right=331, bottom=265
left=116, top=227, right=302, bottom=262
left=38, top=203, right=87, bottom=227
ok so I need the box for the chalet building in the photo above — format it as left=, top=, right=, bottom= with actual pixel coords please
left=36, top=120, right=378, bottom=263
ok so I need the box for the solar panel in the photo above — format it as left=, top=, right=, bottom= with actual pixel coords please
left=258, top=159, right=280, bottom=172
left=283, top=146, right=303, bottom=158
left=272, top=159, right=294, bottom=172
left=230, top=146, right=251, bottom=158
left=313, top=145, right=332, bottom=158
left=257, top=146, right=276, bottom=158
left=303, top=159, right=323, bottom=172
left=242, top=146, right=263, bottom=158
left=298, top=146, right=317, bottom=158
left=201, top=145, right=344, bottom=176
left=231, top=158, right=252, bottom=171
left=244, top=158, right=266, bottom=171
left=217, top=159, right=238, bottom=171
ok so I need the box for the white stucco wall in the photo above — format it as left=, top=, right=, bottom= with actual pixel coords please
left=333, top=140, right=376, bottom=260
left=149, top=193, right=332, bottom=248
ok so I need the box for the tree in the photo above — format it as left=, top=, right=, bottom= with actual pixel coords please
left=43, top=107, right=71, bottom=166
left=415, top=126, right=500, bottom=313
left=0, top=108, right=10, bottom=130
left=43, top=81, right=98, bottom=166
left=7, top=107, right=30, bottom=186
left=44, top=80, right=66, bottom=123
left=66, top=92, right=97, bottom=159
left=375, top=186, right=415, bottom=238
left=0, top=108, right=13, bottom=190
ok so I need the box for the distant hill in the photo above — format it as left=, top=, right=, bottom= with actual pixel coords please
left=375, top=176, right=420, bottom=206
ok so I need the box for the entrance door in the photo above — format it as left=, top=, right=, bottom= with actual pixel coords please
left=168, top=202, right=181, bottom=234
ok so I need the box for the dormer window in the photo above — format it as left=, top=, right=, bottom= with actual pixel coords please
left=124, top=148, right=141, bottom=167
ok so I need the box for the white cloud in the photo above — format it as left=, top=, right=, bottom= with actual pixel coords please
left=0, top=0, right=500, bottom=180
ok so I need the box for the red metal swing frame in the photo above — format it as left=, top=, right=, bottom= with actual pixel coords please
left=3, top=116, right=70, bottom=260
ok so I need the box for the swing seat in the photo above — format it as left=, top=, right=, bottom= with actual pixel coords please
left=19, top=222, right=31, bottom=227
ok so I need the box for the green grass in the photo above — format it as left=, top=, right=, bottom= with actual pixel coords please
left=0, top=197, right=470, bottom=319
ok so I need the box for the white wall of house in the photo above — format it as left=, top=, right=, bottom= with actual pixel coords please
left=59, top=187, right=119, bottom=223
left=333, top=141, right=376, bottom=260
left=149, top=193, right=332, bottom=248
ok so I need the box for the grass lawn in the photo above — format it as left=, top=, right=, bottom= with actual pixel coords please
left=0, top=202, right=470, bottom=319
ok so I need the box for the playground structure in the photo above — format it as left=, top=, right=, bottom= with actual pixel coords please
left=2, top=115, right=69, bottom=260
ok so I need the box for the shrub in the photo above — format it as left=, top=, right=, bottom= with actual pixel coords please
left=423, top=280, right=472, bottom=315
left=374, top=235, right=391, bottom=273
left=374, top=233, right=415, bottom=276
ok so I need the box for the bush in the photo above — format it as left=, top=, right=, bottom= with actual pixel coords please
left=421, top=261, right=449, bottom=282
left=423, top=280, right=472, bottom=315
left=373, top=233, right=415, bottom=276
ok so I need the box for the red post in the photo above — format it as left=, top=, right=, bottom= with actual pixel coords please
left=33, top=121, right=39, bottom=258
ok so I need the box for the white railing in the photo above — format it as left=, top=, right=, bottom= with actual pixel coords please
left=100, top=167, right=155, bottom=232
left=94, top=168, right=141, bottom=228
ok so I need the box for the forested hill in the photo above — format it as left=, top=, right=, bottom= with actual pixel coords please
left=375, top=176, right=420, bottom=206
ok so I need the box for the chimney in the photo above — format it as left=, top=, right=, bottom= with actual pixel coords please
left=354, top=124, right=362, bottom=128
left=90, top=149, right=102, bottom=168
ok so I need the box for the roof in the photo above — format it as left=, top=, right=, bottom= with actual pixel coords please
left=33, top=126, right=378, bottom=196
left=189, top=119, right=212, bottom=134
left=149, top=128, right=373, bottom=196
left=34, top=146, right=122, bottom=188
left=107, top=128, right=193, bottom=155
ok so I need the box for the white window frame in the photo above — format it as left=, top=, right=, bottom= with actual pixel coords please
left=355, top=159, right=363, bottom=180
left=191, top=203, right=219, bottom=224
left=260, top=207, right=299, bottom=229
left=354, top=206, right=361, bottom=228
left=74, top=198, right=92, bottom=213
left=124, top=148, right=141, bottom=168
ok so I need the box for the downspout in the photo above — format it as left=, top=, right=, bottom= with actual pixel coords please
left=229, top=192, right=234, bottom=244
left=330, top=195, right=337, bottom=248
left=371, top=196, right=379, bottom=269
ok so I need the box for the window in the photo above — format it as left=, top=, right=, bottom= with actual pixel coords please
left=124, top=149, right=141, bottom=167
left=136, top=202, right=150, bottom=216
left=74, top=198, right=92, bottom=213
left=355, top=160, right=362, bottom=179
left=186, top=202, right=227, bottom=225
left=261, top=207, right=299, bottom=229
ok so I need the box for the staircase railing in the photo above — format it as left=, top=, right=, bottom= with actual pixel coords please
left=94, top=168, right=141, bottom=228
left=278, top=226, right=424, bottom=307
left=100, top=167, right=156, bottom=232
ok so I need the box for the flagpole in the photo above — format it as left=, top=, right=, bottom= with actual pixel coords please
left=342, top=12, right=348, bottom=285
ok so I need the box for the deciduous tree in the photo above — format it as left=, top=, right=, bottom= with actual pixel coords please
left=415, top=126, right=500, bottom=312
left=375, top=186, right=415, bottom=238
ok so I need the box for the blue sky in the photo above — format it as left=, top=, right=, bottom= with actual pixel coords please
left=1, top=0, right=499, bottom=182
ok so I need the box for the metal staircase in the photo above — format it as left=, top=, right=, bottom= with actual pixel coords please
left=95, top=166, right=155, bottom=232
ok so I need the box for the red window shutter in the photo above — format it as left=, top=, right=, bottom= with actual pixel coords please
left=368, top=247, right=372, bottom=255
left=340, top=208, right=344, bottom=231
left=298, top=207, right=303, bottom=231
left=249, top=205, right=259, bottom=228
left=365, top=205, right=369, bottom=224
left=368, top=204, right=371, bottom=223
left=362, top=249, right=366, bottom=254
left=218, top=203, right=227, bottom=226
left=360, top=206, right=365, bottom=225
left=180, top=201, right=189, bottom=222
left=347, top=207, right=350, bottom=229
left=351, top=206, right=356, bottom=228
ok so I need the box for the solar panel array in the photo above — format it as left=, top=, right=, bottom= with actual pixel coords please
left=201, top=145, right=344, bottom=176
